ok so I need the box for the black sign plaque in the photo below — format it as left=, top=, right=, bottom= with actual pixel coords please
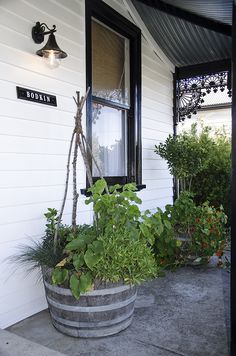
left=16, top=86, right=57, bottom=107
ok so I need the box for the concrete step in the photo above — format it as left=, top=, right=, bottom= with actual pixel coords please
left=0, top=329, right=66, bottom=356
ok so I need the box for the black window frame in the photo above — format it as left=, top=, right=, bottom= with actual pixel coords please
left=85, top=0, right=144, bottom=190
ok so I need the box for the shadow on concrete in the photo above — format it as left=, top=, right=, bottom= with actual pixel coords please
left=7, top=266, right=230, bottom=356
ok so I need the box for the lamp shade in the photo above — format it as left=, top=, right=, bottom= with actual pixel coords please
left=36, top=32, right=67, bottom=59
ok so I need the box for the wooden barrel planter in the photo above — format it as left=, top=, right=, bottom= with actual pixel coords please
left=43, top=270, right=137, bottom=338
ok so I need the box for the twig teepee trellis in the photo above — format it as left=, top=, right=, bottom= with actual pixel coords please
left=53, top=88, right=108, bottom=252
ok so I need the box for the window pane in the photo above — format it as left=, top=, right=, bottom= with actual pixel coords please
left=92, top=19, right=130, bottom=106
left=92, top=103, right=127, bottom=177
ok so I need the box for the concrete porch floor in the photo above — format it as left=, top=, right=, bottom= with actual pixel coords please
left=6, top=265, right=230, bottom=356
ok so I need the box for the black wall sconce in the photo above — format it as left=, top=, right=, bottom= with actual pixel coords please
left=32, top=22, right=67, bottom=68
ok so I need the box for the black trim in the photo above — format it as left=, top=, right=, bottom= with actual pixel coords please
left=177, top=59, right=231, bottom=79
left=81, top=184, right=146, bottom=197
left=92, top=96, right=130, bottom=110
left=198, top=103, right=231, bottom=111
left=85, top=0, right=142, bottom=189
left=231, top=3, right=236, bottom=354
left=93, top=176, right=128, bottom=186
left=172, top=72, right=178, bottom=202
left=135, top=0, right=231, bottom=36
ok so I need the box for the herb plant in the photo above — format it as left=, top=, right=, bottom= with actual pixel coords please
left=16, top=179, right=158, bottom=299
left=85, top=179, right=157, bottom=284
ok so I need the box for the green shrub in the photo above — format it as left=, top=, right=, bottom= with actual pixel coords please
left=155, top=124, right=209, bottom=191
left=191, top=131, right=231, bottom=220
left=155, top=124, right=231, bottom=219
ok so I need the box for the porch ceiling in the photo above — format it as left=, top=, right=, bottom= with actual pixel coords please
left=132, top=0, right=232, bottom=67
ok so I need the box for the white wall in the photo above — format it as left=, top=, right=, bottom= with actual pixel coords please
left=0, top=0, right=173, bottom=328
left=139, top=39, right=173, bottom=212
left=179, top=107, right=231, bottom=137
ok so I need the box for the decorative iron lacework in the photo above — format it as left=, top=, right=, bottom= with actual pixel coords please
left=176, top=71, right=231, bottom=122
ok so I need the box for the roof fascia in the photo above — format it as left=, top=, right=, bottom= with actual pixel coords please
left=177, top=59, right=232, bottom=79
left=135, top=0, right=232, bottom=36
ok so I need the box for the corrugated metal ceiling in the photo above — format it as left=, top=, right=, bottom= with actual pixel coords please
left=132, top=0, right=232, bottom=67
left=162, top=0, right=232, bottom=25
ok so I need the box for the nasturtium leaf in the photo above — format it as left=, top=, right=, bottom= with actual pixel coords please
left=73, top=254, right=85, bottom=271
left=91, top=240, right=103, bottom=254
left=123, top=183, right=137, bottom=191
left=84, top=249, right=101, bottom=269
left=70, top=274, right=80, bottom=299
left=156, top=223, right=164, bottom=235
left=140, top=224, right=149, bottom=238
left=79, top=272, right=93, bottom=293
left=163, top=219, right=172, bottom=230
left=85, top=197, right=92, bottom=205
left=65, top=238, right=86, bottom=251
left=52, top=268, right=68, bottom=285
left=109, top=184, right=121, bottom=193
left=93, top=179, right=107, bottom=194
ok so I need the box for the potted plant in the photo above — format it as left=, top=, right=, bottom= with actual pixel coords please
left=140, top=191, right=228, bottom=268
left=10, top=90, right=159, bottom=337
left=15, top=179, right=157, bottom=337
left=190, top=203, right=227, bottom=264
left=164, top=193, right=227, bottom=265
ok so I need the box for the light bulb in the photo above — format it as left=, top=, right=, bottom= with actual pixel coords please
left=43, top=50, right=61, bottom=69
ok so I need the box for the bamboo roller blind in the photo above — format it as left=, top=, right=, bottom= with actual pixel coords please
left=92, top=20, right=125, bottom=94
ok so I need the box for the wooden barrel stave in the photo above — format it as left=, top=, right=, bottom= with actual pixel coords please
left=43, top=275, right=137, bottom=338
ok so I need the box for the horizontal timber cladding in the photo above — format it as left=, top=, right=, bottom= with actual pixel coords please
left=0, top=0, right=173, bottom=328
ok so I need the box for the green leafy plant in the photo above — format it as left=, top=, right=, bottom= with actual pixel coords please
left=140, top=208, right=182, bottom=270
left=166, top=191, right=196, bottom=239
left=16, top=179, right=158, bottom=299
left=166, top=192, right=228, bottom=264
left=84, top=179, right=157, bottom=284
left=140, top=192, right=228, bottom=267
left=155, top=124, right=209, bottom=191
left=85, top=179, right=142, bottom=235
left=191, top=130, right=231, bottom=221
left=155, top=124, right=231, bottom=220
left=190, top=204, right=227, bottom=259
left=13, top=209, right=68, bottom=271
left=47, top=220, right=103, bottom=299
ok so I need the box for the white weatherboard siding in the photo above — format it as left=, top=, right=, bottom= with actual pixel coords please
left=140, top=39, right=173, bottom=212
left=0, top=0, right=89, bottom=329
left=0, top=0, right=173, bottom=328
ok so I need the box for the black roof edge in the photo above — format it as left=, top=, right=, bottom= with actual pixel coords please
left=199, top=103, right=231, bottom=111
left=135, top=0, right=232, bottom=36
left=176, top=59, right=231, bottom=79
